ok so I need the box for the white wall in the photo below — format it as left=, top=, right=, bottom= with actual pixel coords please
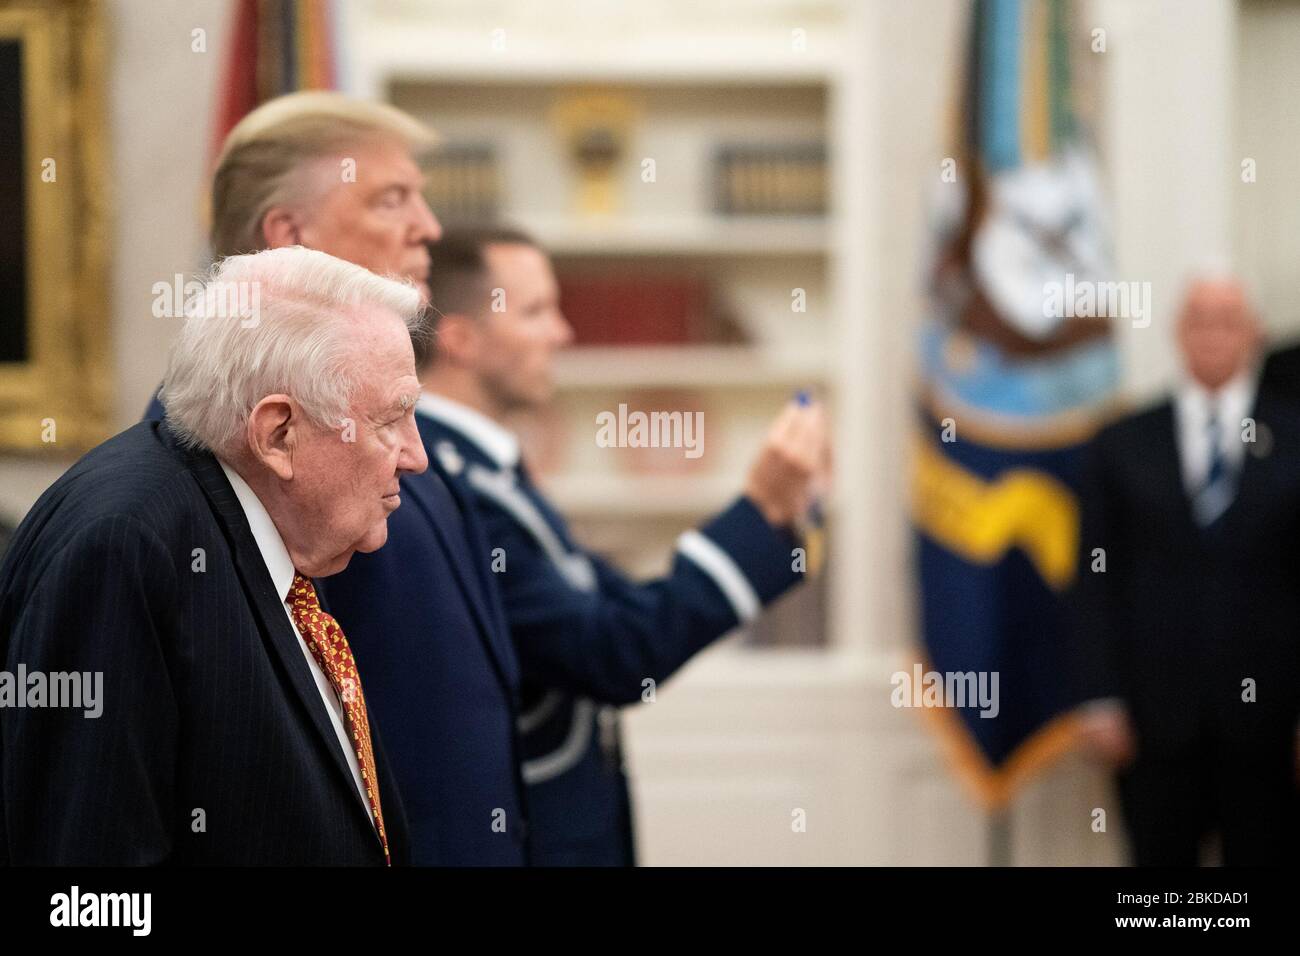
left=1236, top=0, right=1300, bottom=339
left=1096, top=0, right=1238, bottom=402
left=108, top=0, right=229, bottom=426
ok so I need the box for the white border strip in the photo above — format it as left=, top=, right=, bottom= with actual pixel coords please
left=521, top=699, right=596, bottom=785
left=676, top=529, right=761, bottom=625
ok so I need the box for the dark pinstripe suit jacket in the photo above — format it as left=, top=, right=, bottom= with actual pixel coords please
left=0, top=420, right=409, bottom=865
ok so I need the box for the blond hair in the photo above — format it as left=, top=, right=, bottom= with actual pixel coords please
left=210, top=91, right=438, bottom=259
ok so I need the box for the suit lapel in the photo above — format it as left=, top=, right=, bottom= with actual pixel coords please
left=166, top=428, right=380, bottom=840
left=1167, top=389, right=1275, bottom=539
left=442, top=465, right=517, bottom=666
left=1153, top=402, right=1200, bottom=538
left=1218, top=390, right=1278, bottom=531
left=371, top=728, right=409, bottom=865
left=401, top=448, right=520, bottom=694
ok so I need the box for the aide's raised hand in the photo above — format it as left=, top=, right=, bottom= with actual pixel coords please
left=743, top=397, right=831, bottom=529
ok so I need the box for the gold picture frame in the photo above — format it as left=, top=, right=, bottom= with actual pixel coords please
left=0, top=0, right=109, bottom=451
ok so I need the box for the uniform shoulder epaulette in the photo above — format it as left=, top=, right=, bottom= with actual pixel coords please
left=434, top=439, right=465, bottom=476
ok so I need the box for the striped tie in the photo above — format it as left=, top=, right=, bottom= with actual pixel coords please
left=1193, top=407, right=1236, bottom=528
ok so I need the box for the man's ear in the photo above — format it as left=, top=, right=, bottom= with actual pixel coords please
left=246, top=395, right=298, bottom=481
left=435, top=312, right=481, bottom=368
left=259, top=207, right=303, bottom=250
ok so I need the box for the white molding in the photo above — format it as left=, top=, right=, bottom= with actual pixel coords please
left=1096, top=0, right=1239, bottom=402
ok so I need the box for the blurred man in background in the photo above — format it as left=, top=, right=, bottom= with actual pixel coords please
left=1, top=248, right=426, bottom=864
left=336, top=227, right=829, bottom=865
left=1073, top=276, right=1300, bottom=865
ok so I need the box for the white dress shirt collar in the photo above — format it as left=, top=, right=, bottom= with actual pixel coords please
left=218, top=459, right=296, bottom=601
left=416, top=391, right=520, bottom=470
left=1176, top=370, right=1256, bottom=430
left=1173, top=368, right=1258, bottom=492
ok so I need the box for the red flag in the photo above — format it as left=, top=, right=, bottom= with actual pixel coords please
left=209, top=0, right=337, bottom=163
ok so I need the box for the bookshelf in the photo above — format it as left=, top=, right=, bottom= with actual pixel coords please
left=513, top=216, right=829, bottom=257
left=550, top=345, right=827, bottom=391
left=384, top=73, right=841, bottom=646
left=356, top=3, right=877, bottom=659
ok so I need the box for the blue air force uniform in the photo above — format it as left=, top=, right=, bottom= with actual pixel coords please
left=414, top=393, right=806, bottom=866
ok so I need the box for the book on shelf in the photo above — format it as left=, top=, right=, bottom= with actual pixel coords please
left=713, top=142, right=828, bottom=217
left=423, top=142, right=500, bottom=224
left=557, top=272, right=747, bottom=346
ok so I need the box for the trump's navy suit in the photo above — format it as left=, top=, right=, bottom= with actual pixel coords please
left=0, top=421, right=406, bottom=865
left=144, top=392, right=164, bottom=422
left=315, top=443, right=530, bottom=866
left=415, top=395, right=805, bottom=866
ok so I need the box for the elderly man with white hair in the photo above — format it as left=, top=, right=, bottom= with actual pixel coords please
left=0, top=245, right=428, bottom=865
left=142, top=90, right=534, bottom=866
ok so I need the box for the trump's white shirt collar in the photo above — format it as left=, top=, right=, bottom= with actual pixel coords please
left=416, top=391, right=520, bottom=470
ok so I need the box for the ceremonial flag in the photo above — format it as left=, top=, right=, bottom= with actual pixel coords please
left=211, top=0, right=340, bottom=159
left=912, top=0, right=1120, bottom=807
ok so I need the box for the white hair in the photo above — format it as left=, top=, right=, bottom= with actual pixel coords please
left=161, top=246, right=424, bottom=457
left=1182, top=258, right=1260, bottom=308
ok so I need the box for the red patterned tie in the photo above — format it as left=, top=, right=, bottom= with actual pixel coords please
left=287, top=572, right=390, bottom=866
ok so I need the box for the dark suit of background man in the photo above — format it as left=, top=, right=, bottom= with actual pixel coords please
left=144, top=92, right=533, bottom=865
left=1, top=247, right=429, bottom=864
left=1260, top=336, right=1300, bottom=402
left=323, top=228, right=831, bottom=865
left=1073, top=277, right=1300, bottom=866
